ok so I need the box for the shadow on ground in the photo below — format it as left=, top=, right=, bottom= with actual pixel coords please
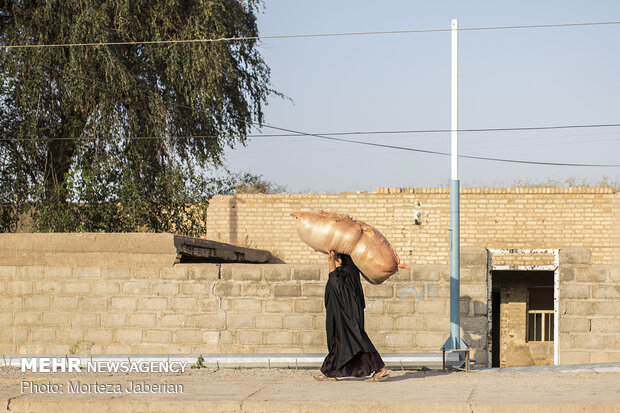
left=383, top=370, right=457, bottom=382
left=332, top=369, right=456, bottom=383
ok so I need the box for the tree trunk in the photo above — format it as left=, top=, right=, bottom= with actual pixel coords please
left=43, top=114, right=84, bottom=201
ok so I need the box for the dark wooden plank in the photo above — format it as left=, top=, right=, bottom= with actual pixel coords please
left=173, top=235, right=276, bottom=263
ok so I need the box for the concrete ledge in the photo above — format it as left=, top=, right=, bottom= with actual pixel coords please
left=0, top=233, right=178, bottom=266
left=0, top=233, right=177, bottom=255
left=0, top=353, right=461, bottom=369
left=0, top=233, right=280, bottom=267
left=498, top=362, right=620, bottom=373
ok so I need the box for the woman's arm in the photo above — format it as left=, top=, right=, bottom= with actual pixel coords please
left=328, top=251, right=337, bottom=273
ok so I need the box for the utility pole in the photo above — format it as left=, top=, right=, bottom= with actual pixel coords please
left=442, top=18, right=469, bottom=361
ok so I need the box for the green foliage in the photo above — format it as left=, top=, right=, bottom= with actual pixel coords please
left=190, top=355, right=206, bottom=369
left=0, top=0, right=278, bottom=235
left=68, top=341, right=81, bottom=355
left=27, top=168, right=283, bottom=236
left=233, top=172, right=287, bottom=194
left=511, top=175, right=619, bottom=190
left=448, top=175, right=619, bottom=190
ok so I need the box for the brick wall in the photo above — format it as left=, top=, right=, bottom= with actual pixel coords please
left=206, top=188, right=619, bottom=266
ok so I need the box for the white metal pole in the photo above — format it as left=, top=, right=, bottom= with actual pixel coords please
left=443, top=18, right=467, bottom=355
left=451, top=19, right=458, bottom=180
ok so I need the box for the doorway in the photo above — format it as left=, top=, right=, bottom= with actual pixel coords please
left=487, top=249, right=559, bottom=368
left=491, top=270, right=554, bottom=367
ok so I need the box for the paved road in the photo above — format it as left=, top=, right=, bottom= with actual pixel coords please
left=1, top=364, right=619, bottom=412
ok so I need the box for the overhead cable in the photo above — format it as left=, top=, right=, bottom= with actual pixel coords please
left=7, top=64, right=619, bottom=167
left=4, top=122, right=620, bottom=141
left=257, top=123, right=620, bottom=168
left=3, top=21, right=620, bottom=49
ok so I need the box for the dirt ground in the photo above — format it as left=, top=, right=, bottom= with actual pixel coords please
left=1, top=366, right=619, bottom=412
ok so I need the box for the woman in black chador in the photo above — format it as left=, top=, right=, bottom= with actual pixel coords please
left=316, top=251, right=388, bottom=381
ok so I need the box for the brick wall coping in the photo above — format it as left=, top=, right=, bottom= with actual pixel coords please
left=209, top=187, right=616, bottom=199
left=376, top=187, right=616, bottom=194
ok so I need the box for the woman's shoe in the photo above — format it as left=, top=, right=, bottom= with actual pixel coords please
left=366, top=369, right=389, bottom=382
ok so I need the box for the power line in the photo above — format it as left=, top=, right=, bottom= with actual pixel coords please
left=4, top=121, right=620, bottom=141
left=256, top=123, right=620, bottom=168
left=3, top=20, right=620, bottom=49
left=4, top=122, right=618, bottom=167
left=7, top=61, right=620, bottom=167
left=249, top=123, right=620, bottom=137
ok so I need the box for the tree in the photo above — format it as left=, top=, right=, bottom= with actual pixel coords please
left=233, top=172, right=286, bottom=194
left=0, top=0, right=277, bottom=235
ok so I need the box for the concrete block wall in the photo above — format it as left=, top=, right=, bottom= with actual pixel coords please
left=206, top=188, right=619, bottom=266
left=0, top=234, right=489, bottom=365
left=0, top=262, right=485, bottom=360
left=559, top=247, right=620, bottom=364
left=0, top=263, right=220, bottom=354
left=1, top=235, right=618, bottom=367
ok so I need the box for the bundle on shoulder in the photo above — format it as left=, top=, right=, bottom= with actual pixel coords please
left=291, top=211, right=409, bottom=285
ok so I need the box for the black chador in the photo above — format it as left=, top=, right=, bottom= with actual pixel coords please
left=320, top=254, right=385, bottom=377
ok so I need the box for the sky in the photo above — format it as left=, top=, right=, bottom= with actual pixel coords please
left=223, top=1, right=620, bottom=193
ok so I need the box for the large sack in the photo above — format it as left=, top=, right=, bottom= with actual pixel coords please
left=291, top=211, right=408, bottom=285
